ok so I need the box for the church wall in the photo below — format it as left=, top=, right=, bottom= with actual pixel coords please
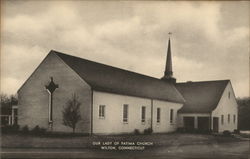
left=92, top=91, right=151, bottom=134
left=212, top=82, right=238, bottom=132
left=152, top=100, right=183, bottom=133
left=92, top=91, right=183, bottom=134
left=18, top=52, right=92, bottom=133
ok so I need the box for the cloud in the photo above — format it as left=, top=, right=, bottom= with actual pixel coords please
left=1, top=1, right=249, bottom=98
left=1, top=77, right=22, bottom=95
left=1, top=43, right=47, bottom=85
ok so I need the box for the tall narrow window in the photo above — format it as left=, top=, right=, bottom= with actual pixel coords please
left=221, top=115, right=224, bottom=125
left=99, top=105, right=105, bottom=118
left=170, top=109, right=174, bottom=124
left=228, top=92, right=230, bottom=99
left=141, top=106, right=146, bottom=123
left=233, top=115, right=236, bottom=124
left=228, top=114, right=230, bottom=123
left=45, top=77, right=58, bottom=130
left=123, top=104, right=128, bottom=122
left=157, top=108, right=161, bottom=123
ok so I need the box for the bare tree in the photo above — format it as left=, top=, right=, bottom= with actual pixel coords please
left=62, top=93, right=81, bottom=133
left=1, top=94, right=18, bottom=113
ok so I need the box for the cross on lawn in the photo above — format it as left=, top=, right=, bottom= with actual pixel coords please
left=45, top=77, right=59, bottom=130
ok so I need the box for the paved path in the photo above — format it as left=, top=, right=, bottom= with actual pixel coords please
left=1, top=141, right=249, bottom=159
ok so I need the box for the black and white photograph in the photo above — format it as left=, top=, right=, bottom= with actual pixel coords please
left=0, top=0, right=249, bottom=159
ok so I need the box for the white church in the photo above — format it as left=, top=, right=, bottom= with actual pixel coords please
left=17, top=39, right=238, bottom=134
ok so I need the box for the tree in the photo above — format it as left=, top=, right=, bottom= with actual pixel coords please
left=237, top=97, right=250, bottom=130
left=1, top=94, right=18, bottom=115
left=62, top=93, right=81, bottom=133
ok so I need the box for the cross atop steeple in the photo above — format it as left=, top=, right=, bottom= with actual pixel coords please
left=161, top=35, right=176, bottom=83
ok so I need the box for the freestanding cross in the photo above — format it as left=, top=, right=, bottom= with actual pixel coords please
left=45, top=77, right=58, bottom=130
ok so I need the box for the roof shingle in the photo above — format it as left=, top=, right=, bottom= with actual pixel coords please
left=176, top=80, right=229, bottom=113
left=53, top=50, right=185, bottom=104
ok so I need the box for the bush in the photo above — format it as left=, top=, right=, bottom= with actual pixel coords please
left=134, top=129, right=140, bottom=135
left=223, top=130, right=232, bottom=137
left=21, top=125, right=29, bottom=134
left=1, top=125, right=19, bottom=133
left=233, top=129, right=240, bottom=134
left=32, top=125, right=40, bottom=133
left=144, top=128, right=153, bottom=135
left=12, top=124, right=20, bottom=132
left=31, top=125, right=46, bottom=135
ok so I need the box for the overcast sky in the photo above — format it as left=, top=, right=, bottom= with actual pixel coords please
left=1, top=1, right=249, bottom=98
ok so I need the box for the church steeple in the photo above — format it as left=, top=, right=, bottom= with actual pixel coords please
left=164, top=38, right=173, bottom=78
left=161, top=37, right=176, bottom=83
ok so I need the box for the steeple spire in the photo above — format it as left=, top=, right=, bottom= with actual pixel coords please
left=164, top=38, right=173, bottom=78
left=161, top=34, right=176, bottom=83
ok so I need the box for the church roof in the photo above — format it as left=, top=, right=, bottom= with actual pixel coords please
left=175, top=80, right=230, bottom=113
left=53, top=50, right=185, bottom=104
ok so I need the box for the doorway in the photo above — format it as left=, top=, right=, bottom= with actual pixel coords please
left=213, top=117, right=219, bottom=132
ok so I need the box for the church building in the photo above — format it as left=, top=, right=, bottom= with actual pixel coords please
left=17, top=39, right=238, bottom=134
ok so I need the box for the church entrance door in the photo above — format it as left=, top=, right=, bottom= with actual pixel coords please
left=213, top=117, right=219, bottom=132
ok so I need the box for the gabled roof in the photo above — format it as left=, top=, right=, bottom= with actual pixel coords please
left=53, top=50, right=185, bottom=104
left=175, top=80, right=230, bottom=113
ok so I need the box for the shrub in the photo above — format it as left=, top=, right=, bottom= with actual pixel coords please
left=134, top=129, right=140, bottom=135
left=144, top=128, right=153, bottom=135
left=233, top=129, right=240, bottom=134
left=32, top=125, right=40, bottom=133
left=223, top=130, right=232, bottom=137
left=31, top=125, right=46, bottom=135
left=39, top=128, right=47, bottom=134
left=21, top=125, right=29, bottom=134
left=12, top=124, right=20, bottom=132
left=1, top=125, right=19, bottom=133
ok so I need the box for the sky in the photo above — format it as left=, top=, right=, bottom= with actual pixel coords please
left=1, top=1, right=249, bottom=98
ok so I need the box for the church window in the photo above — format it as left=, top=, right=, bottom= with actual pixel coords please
left=45, top=77, right=58, bottom=129
left=141, top=106, right=146, bottom=123
left=99, top=105, right=105, bottom=118
left=221, top=115, right=224, bottom=124
left=228, top=114, right=230, bottom=123
left=228, top=92, right=230, bottom=99
left=123, top=104, right=128, bottom=122
left=46, top=90, right=52, bottom=122
left=170, top=109, right=174, bottom=124
left=233, top=115, right=236, bottom=124
left=157, top=108, right=161, bottom=123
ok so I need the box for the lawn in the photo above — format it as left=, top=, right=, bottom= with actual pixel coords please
left=0, top=132, right=243, bottom=149
left=1, top=133, right=249, bottom=159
